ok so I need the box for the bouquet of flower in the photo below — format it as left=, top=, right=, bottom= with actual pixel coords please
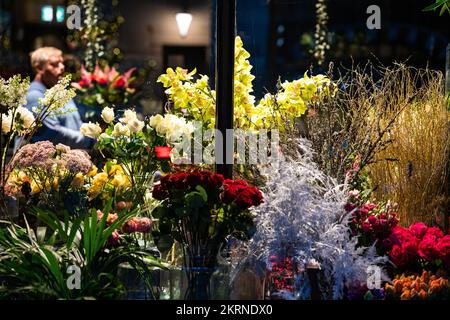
left=6, top=141, right=95, bottom=215
left=151, top=170, right=263, bottom=299
left=385, top=222, right=450, bottom=270
left=72, top=65, right=136, bottom=108
left=80, top=107, right=194, bottom=208
left=346, top=190, right=400, bottom=255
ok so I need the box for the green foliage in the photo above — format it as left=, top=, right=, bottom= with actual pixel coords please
left=423, top=0, right=450, bottom=15
left=0, top=200, right=166, bottom=299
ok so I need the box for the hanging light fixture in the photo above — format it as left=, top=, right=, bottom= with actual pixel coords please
left=176, top=0, right=192, bottom=38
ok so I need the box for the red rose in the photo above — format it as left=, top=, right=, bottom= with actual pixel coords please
left=390, top=217, right=399, bottom=228
left=409, top=222, right=428, bottom=239
left=418, top=234, right=441, bottom=261
left=437, top=235, right=450, bottom=266
left=425, top=226, right=444, bottom=240
left=152, top=183, right=168, bottom=200
left=368, top=215, right=378, bottom=225
left=208, top=173, right=224, bottom=189
left=363, top=203, right=377, bottom=212
left=170, top=172, right=188, bottom=189
left=186, top=172, right=204, bottom=188
left=362, top=222, right=372, bottom=233
left=389, top=244, right=409, bottom=267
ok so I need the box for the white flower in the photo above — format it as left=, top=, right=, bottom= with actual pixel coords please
left=80, top=122, right=102, bottom=139
left=150, top=114, right=194, bottom=144
left=1, top=114, right=12, bottom=133
left=113, top=122, right=130, bottom=137
left=149, top=114, right=163, bottom=128
left=37, top=75, right=76, bottom=114
left=119, top=109, right=137, bottom=125
left=14, top=106, right=35, bottom=133
left=101, top=107, right=115, bottom=123
left=127, top=118, right=145, bottom=133
left=0, top=75, right=29, bottom=109
left=99, top=132, right=111, bottom=140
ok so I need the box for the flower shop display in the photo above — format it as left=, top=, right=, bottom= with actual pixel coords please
left=72, top=65, right=136, bottom=108
left=228, top=138, right=387, bottom=300
left=151, top=170, right=263, bottom=299
left=0, top=74, right=76, bottom=217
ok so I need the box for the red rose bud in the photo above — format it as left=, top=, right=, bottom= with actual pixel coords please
left=155, top=146, right=172, bottom=159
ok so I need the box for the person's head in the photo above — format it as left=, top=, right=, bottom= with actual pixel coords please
left=30, top=47, right=65, bottom=88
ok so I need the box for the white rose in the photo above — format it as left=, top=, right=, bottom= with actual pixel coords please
left=1, top=114, right=12, bottom=133
left=113, top=122, right=130, bottom=137
left=149, top=114, right=163, bottom=128
left=119, top=109, right=137, bottom=125
left=101, top=107, right=115, bottom=123
left=80, top=122, right=102, bottom=139
left=15, top=106, right=35, bottom=132
left=99, top=132, right=112, bottom=140
left=127, top=118, right=145, bottom=133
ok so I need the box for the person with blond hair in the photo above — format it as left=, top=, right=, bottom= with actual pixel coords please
left=15, top=47, right=92, bottom=150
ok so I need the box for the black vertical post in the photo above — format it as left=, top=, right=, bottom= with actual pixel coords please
left=215, top=0, right=235, bottom=179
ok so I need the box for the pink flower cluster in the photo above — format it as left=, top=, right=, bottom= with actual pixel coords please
left=347, top=201, right=399, bottom=251
left=96, top=210, right=153, bottom=246
left=387, top=223, right=450, bottom=268
left=121, top=217, right=153, bottom=234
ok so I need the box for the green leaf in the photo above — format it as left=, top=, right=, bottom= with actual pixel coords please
left=195, top=185, right=208, bottom=202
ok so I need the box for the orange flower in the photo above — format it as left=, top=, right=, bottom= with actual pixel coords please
left=419, top=289, right=427, bottom=299
left=400, top=289, right=411, bottom=300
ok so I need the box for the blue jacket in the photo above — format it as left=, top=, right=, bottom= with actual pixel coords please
left=15, top=81, right=93, bottom=150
